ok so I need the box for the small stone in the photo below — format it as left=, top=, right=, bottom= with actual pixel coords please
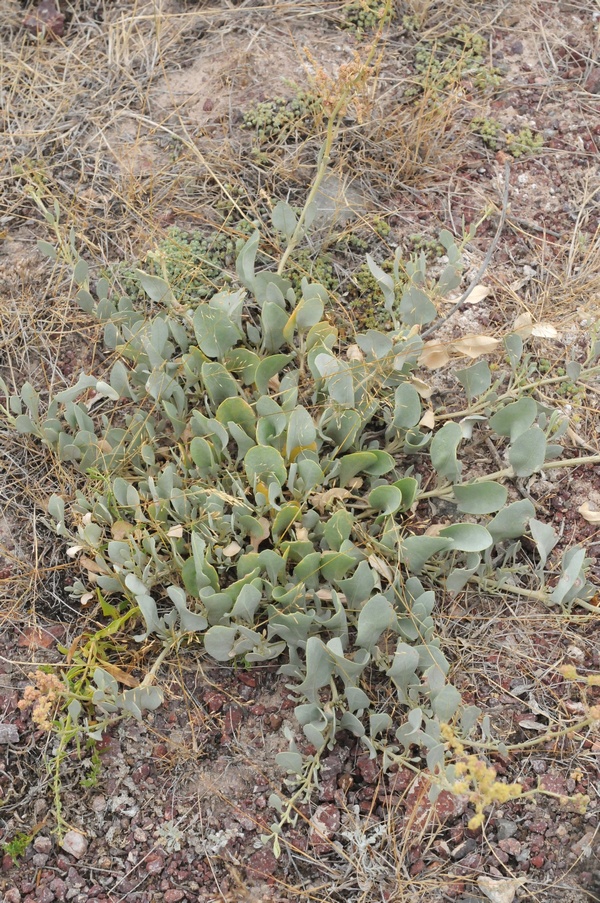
left=164, top=892, right=186, bottom=903
left=496, top=819, right=518, bottom=841
left=33, top=836, right=52, bottom=855
left=356, top=756, right=379, bottom=784
left=0, top=723, right=19, bottom=743
left=31, top=853, right=49, bottom=867
left=145, top=852, right=165, bottom=875
left=203, top=691, right=225, bottom=713
left=247, top=847, right=278, bottom=878
left=4, top=889, right=21, bottom=903
left=61, top=831, right=88, bottom=860
left=49, top=879, right=67, bottom=901
left=36, top=887, right=56, bottom=903
left=451, top=838, right=476, bottom=860
left=477, top=875, right=527, bottom=903
left=410, top=858, right=425, bottom=876
left=90, top=795, right=106, bottom=814
left=499, top=838, right=521, bottom=856
left=531, top=855, right=545, bottom=868
left=310, top=804, right=340, bottom=847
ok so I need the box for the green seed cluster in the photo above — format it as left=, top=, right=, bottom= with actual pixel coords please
left=407, top=232, right=445, bottom=260
left=471, top=119, right=543, bottom=156
left=471, top=116, right=502, bottom=150
left=241, top=91, right=321, bottom=143
left=412, top=25, right=502, bottom=96
left=287, top=248, right=337, bottom=297
left=342, top=0, right=393, bottom=35
left=372, top=217, right=392, bottom=238
left=346, top=257, right=399, bottom=330
left=117, top=223, right=259, bottom=304
left=505, top=127, right=544, bottom=158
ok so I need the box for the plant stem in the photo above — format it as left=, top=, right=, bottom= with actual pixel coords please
left=277, top=8, right=388, bottom=276
left=466, top=713, right=597, bottom=753
left=438, top=366, right=600, bottom=421
left=417, top=453, right=600, bottom=503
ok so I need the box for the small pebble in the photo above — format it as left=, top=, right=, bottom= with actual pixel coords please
left=61, top=831, right=88, bottom=860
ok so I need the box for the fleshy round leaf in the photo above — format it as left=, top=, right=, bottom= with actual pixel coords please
left=452, top=481, right=508, bottom=515
left=393, top=383, right=422, bottom=430
left=314, top=353, right=355, bottom=406
left=430, top=422, right=462, bottom=482
left=438, top=523, right=493, bottom=552
left=356, top=594, right=397, bottom=650
left=368, top=485, right=403, bottom=517
left=508, top=426, right=547, bottom=477
left=487, top=499, right=535, bottom=542
left=455, top=360, right=492, bottom=399
left=244, top=445, right=287, bottom=487
left=489, top=397, right=537, bottom=441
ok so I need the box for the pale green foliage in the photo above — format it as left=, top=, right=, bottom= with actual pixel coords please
left=342, top=0, right=394, bottom=35
left=3, top=199, right=598, bottom=850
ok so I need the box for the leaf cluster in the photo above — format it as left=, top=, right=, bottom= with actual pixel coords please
left=5, top=199, right=598, bottom=846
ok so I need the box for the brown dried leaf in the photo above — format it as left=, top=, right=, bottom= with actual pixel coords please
left=419, top=341, right=451, bottom=370
left=463, top=284, right=490, bottom=305
left=80, top=556, right=108, bottom=576
left=531, top=323, right=558, bottom=338
left=368, top=554, right=393, bottom=584
left=419, top=409, right=435, bottom=430
left=101, top=662, right=139, bottom=689
left=451, top=334, right=500, bottom=358
left=310, top=488, right=352, bottom=514
left=346, top=344, right=364, bottom=362
left=112, top=520, right=134, bottom=541
left=250, top=517, right=271, bottom=553
left=513, top=311, right=533, bottom=337
left=578, top=502, right=600, bottom=524
left=411, top=376, right=433, bottom=398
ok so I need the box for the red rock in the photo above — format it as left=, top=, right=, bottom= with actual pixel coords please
left=247, top=847, right=278, bottom=878
left=310, top=804, right=340, bottom=848
left=222, top=705, right=243, bottom=736
left=405, top=778, right=466, bottom=829
left=2, top=853, right=14, bottom=871
left=17, top=626, right=65, bottom=649
left=454, top=852, right=483, bottom=873
left=531, top=855, right=545, bottom=868
left=164, top=891, right=186, bottom=903
left=386, top=767, right=413, bottom=794
left=410, top=859, right=425, bottom=876
left=499, top=838, right=521, bottom=856
left=356, top=756, right=380, bottom=784
left=153, top=743, right=168, bottom=758
left=145, top=852, right=165, bottom=875
left=204, top=691, right=226, bottom=713
left=318, top=776, right=337, bottom=802
left=22, top=0, right=65, bottom=38
left=540, top=773, right=567, bottom=795
left=48, top=879, right=66, bottom=901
